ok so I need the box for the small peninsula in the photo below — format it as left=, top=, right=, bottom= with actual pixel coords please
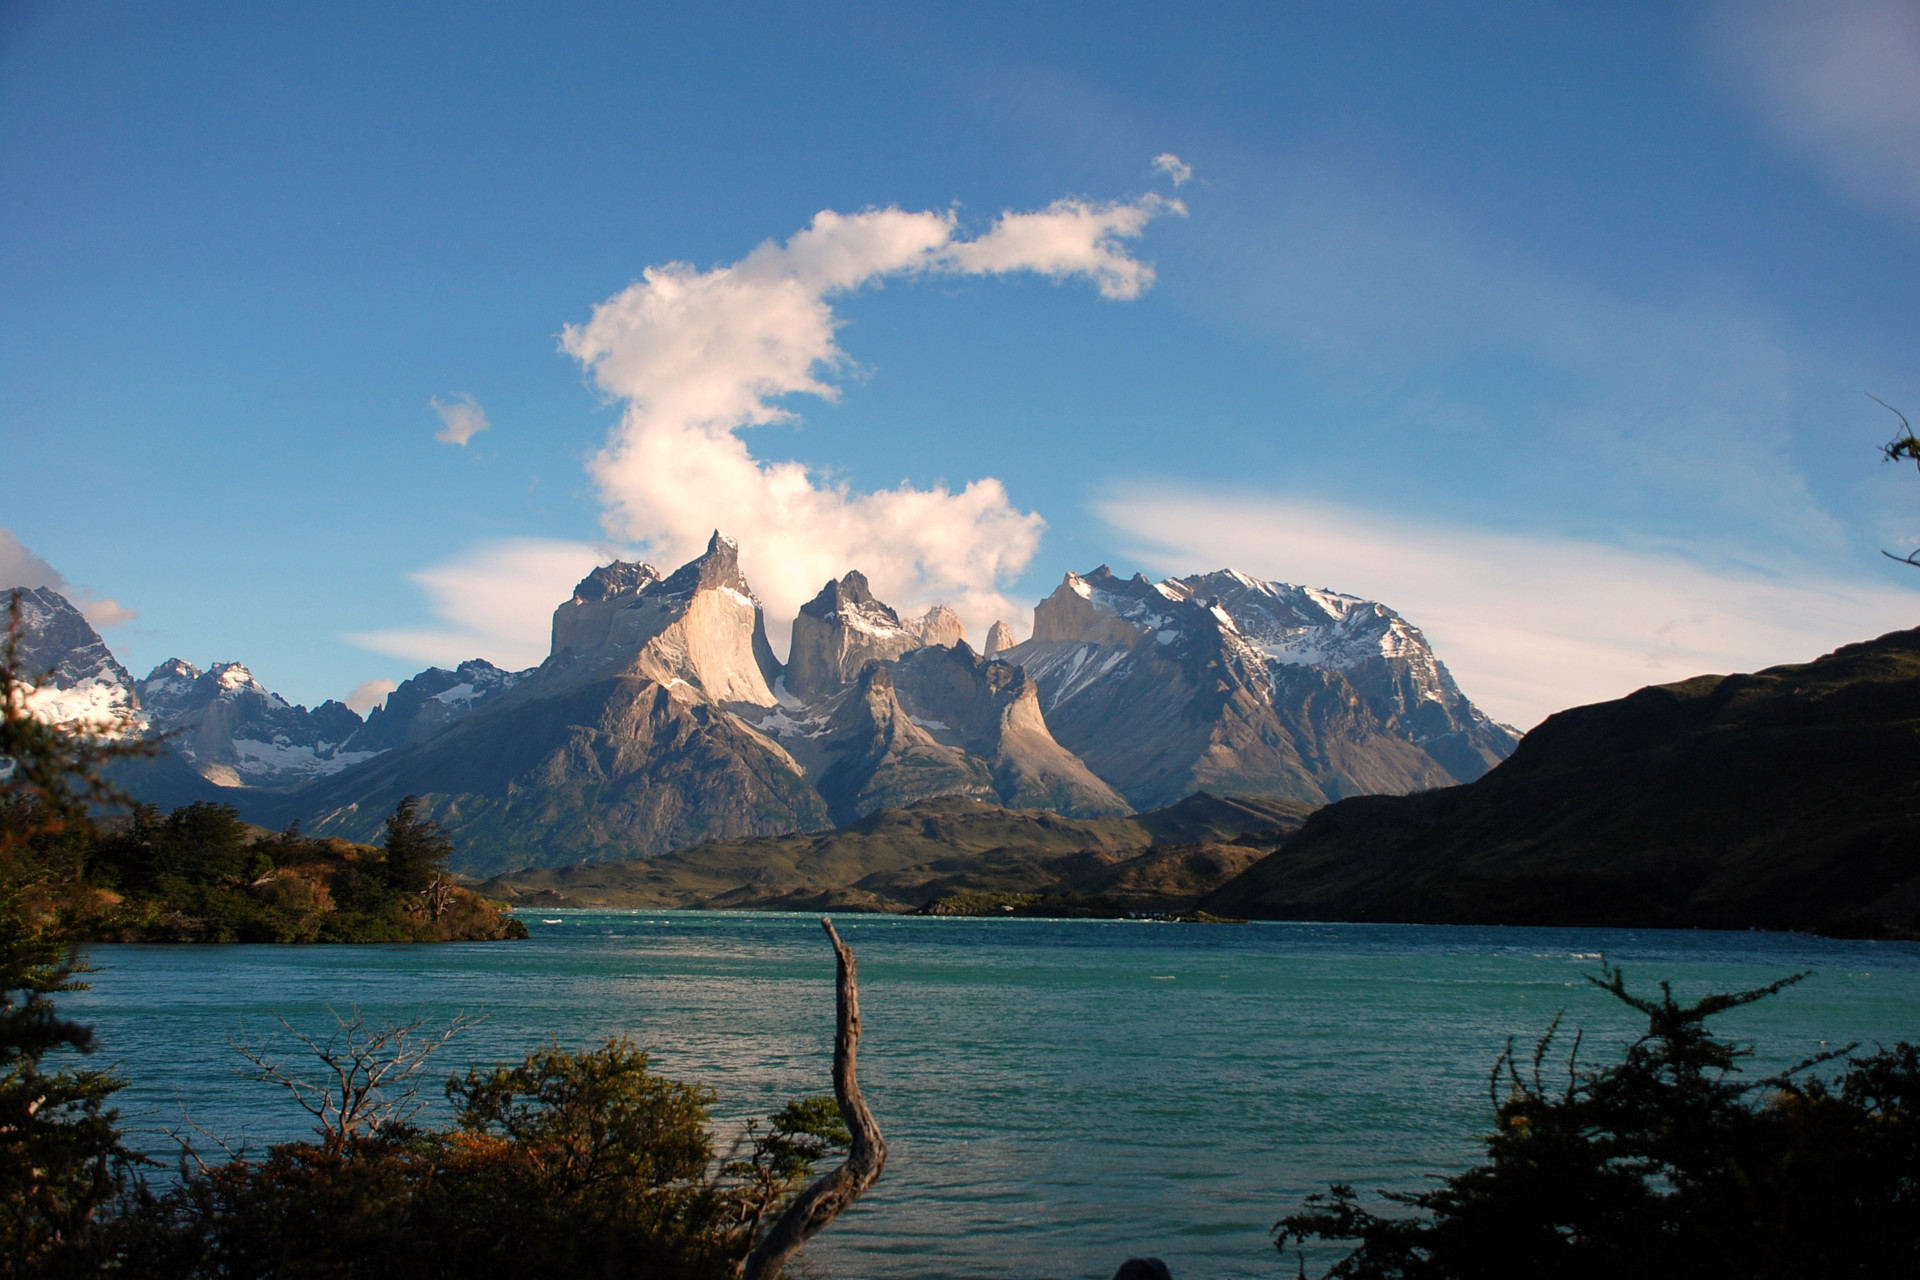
left=70, top=799, right=525, bottom=944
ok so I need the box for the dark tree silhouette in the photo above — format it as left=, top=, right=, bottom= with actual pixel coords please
left=1875, top=394, right=1920, bottom=567
left=1, top=592, right=149, bottom=1270
left=380, top=796, right=454, bottom=894
left=1276, top=965, right=1920, bottom=1279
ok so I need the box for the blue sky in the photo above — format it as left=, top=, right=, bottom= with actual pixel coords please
left=4, top=0, right=1919, bottom=728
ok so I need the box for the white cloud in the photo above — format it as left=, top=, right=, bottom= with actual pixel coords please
left=343, top=678, right=399, bottom=714
left=1708, top=0, right=1920, bottom=222
left=0, top=528, right=137, bottom=628
left=560, top=193, right=1182, bottom=650
left=347, top=538, right=610, bottom=670
left=1097, top=488, right=1920, bottom=731
left=432, top=393, right=490, bottom=446
left=1152, top=152, right=1193, bottom=187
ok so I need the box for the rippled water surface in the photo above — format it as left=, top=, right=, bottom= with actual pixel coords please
left=69, top=915, right=1920, bottom=1279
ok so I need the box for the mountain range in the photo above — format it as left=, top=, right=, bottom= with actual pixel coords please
left=6, top=534, right=1518, bottom=876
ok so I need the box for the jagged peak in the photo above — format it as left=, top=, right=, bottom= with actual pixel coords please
left=655, top=530, right=754, bottom=600
left=984, top=620, right=1017, bottom=655
left=800, top=570, right=897, bottom=624
left=570, top=560, right=660, bottom=605
left=144, top=657, right=202, bottom=684
left=913, top=604, right=966, bottom=648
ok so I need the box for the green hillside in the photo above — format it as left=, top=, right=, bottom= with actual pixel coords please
left=475, top=791, right=1311, bottom=912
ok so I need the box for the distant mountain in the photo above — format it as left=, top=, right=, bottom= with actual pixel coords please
left=138, top=659, right=371, bottom=788
left=12, top=540, right=1518, bottom=880
left=282, top=534, right=832, bottom=875
left=343, top=659, right=525, bottom=753
left=1199, top=628, right=1920, bottom=938
left=733, top=572, right=1129, bottom=823
left=6, top=586, right=140, bottom=730
left=4, top=583, right=526, bottom=802
left=475, top=791, right=1315, bottom=912
left=999, top=567, right=1518, bottom=810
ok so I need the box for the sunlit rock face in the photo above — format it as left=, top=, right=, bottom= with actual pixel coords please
left=785, top=571, right=927, bottom=701
left=291, top=533, right=827, bottom=875
left=546, top=535, right=779, bottom=707
left=48, top=528, right=1514, bottom=877
left=1000, top=566, right=1519, bottom=811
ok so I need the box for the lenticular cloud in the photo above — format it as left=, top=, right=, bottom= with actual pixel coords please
left=561, top=194, right=1183, bottom=648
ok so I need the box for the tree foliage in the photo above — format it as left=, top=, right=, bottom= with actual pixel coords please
left=0, top=593, right=148, bottom=1271
left=1277, top=965, right=1920, bottom=1279
left=380, top=796, right=453, bottom=895
left=109, top=1025, right=851, bottom=1279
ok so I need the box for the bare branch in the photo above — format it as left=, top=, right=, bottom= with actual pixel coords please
left=232, top=1007, right=479, bottom=1151
left=739, top=919, right=887, bottom=1280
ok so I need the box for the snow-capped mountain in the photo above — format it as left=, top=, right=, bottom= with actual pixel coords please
left=343, top=659, right=526, bottom=753
left=784, top=571, right=965, bottom=699
left=1000, top=566, right=1518, bottom=810
left=14, top=536, right=1519, bottom=875
left=288, top=533, right=832, bottom=873
left=4, top=586, right=141, bottom=732
left=137, top=659, right=373, bottom=788
left=734, top=572, right=1126, bottom=823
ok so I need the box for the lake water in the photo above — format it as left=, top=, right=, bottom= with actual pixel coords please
left=67, top=914, right=1920, bottom=1279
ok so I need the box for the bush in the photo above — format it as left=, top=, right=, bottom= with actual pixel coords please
left=1277, top=965, right=1920, bottom=1279
left=110, top=1031, right=848, bottom=1279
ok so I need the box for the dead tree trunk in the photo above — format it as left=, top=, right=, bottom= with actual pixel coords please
left=739, top=918, right=887, bottom=1280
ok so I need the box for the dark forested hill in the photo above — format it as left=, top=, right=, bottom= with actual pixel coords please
left=1201, top=628, right=1920, bottom=938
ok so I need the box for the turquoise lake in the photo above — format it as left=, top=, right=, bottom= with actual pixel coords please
left=68, top=914, right=1920, bottom=1279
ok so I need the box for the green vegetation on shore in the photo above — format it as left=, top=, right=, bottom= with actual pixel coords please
left=479, top=792, right=1307, bottom=914
left=57, top=798, right=526, bottom=944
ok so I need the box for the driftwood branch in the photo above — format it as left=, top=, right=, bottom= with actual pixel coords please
left=740, top=918, right=886, bottom=1280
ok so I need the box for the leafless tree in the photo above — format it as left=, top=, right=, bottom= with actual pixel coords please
left=232, top=1008, right=479, bottom=1152
left=739, top=918, right=887, bottom=1280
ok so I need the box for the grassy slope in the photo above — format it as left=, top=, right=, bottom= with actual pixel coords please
left=475, top=792, right=1312, bottom=912
left=1200, top=628, right=1920, bottom=937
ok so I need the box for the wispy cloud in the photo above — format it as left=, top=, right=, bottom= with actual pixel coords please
left=1184, top=164, right=1836, bottom=556
left=1707, top=0, right=1920, bottom=224
left=1151, top=153, right=1192, bottom=187
left=432, top=393, right=490, bottom=446
left=0, top=528, right=137, bottom=628
left=1097, top=488, right=1918, bottom=730
left=343, top=678, right=398, bottom=714
left=347, top=538, right=610, bottom=670
left=557, top=190, right=1184, bottom=648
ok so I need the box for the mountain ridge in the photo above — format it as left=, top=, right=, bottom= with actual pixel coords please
left=1199, top=627, right=1920, bottom=938
left=8, top=537, right=1516, bottom=874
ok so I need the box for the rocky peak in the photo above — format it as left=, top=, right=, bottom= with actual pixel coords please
left=6, top=586, right=140, bottom=732
left=346, top=658, right=528, bottom=753
left=570, top=560, right=660, bottom=605
left=799, top=570, right=892, bottom=623
left=912, top=604, right=966, bottom=649
left=786, top=572, right=922, bottom=700
left=546, top=534, right=777, bottom=707
left=1030, top=568, right=1183, bottom=647
left=889, top=644, right=1132, bottom=817
left=654, top=531, right=753, bottom=600
left=983, top=621, right=1017, bottom=655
